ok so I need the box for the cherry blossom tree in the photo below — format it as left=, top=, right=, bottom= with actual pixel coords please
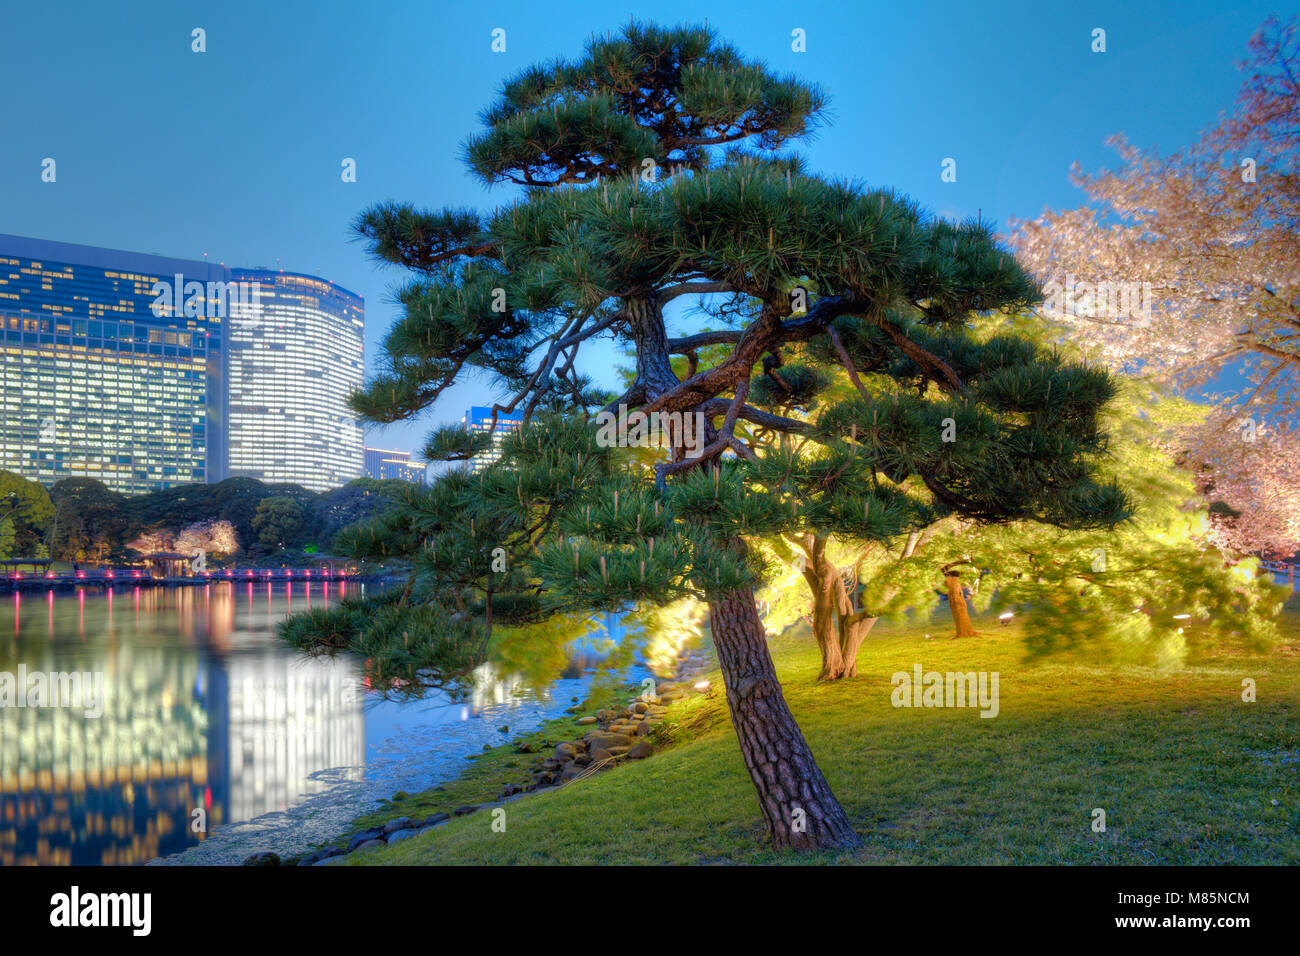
left=126, top=530, right=172, bottom=554
left=1009, top=16, right=1300, bottom=556
left=175, top=519, right=240, bottom=559
left=129, top=520, right=240, bottom=559
left=1195, top=417, right=1300, bottom=558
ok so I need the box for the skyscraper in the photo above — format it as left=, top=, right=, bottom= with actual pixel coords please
left=0, top=235, right=366, bottom=495
left=0, top=234, right=229, bottom=493
left=225, top=269, right=364, bottom=492
left=462, top=406, right=524, bottom=473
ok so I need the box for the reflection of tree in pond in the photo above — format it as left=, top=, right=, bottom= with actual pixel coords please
left=426, top=608, right=690, bottom=709
left=481, top=610, right=641, bottom=706
left=480, top=605, right=703, bottom=699
left=626, top=599, right=707, bottom=680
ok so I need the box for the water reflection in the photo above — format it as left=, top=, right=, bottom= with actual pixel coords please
left=0, top=583, right=363, bottom=865
left=0, top=585, right=635, bottom=866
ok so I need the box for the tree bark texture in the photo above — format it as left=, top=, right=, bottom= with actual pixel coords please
left=625, top=297, right=680, bottom=402
left=708, top=587, right=861, bottom=849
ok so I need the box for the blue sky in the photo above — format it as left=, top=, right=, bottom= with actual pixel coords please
left=0, top=0, right=1283, bottom=458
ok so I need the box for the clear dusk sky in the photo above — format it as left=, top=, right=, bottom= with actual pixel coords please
left=0, top=0, right=1285, bottom=459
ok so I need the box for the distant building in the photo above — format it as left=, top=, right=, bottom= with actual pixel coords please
left=462, top=406, right=524, bottom=472
left=0, top=234, right=229, bottom=494
left=364, top=447, right=425, bottom=483
left=0, top=234, right=366, bottom=495
left=225, top=269, right=365, bottom=493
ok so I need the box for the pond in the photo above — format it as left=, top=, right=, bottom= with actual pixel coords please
left=0, top=581, right=645, bottom=865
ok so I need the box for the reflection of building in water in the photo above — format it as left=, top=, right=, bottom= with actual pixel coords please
left=206, top=652, right=364, bottom=823
left=1, top=585, right=366, bottom=865
left=0, top=648, right=208, bottom=865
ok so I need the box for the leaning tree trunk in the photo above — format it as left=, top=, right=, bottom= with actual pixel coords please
left=944, top=571, right=977, bottom=638
left=708, top=587, right=861, bottom=849
left=619, top=295, right=857, bottom=848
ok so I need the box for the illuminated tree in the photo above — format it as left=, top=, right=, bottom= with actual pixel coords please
left=126, top=530, right=172, bottom=554
left=292, top=22, right=1128, bottom=849
left=756, top=331, right=1286, bottom=668
left=1195, top=418, right=1300, bottom=558
left=846, top=383, right=1284, bottom=661
left=1009, top=15, right=1300, bottom=555
left=175, top=519, right=239, bottom=559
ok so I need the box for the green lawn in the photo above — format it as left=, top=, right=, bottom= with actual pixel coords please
left=338, top=596, right=1300, bottom=865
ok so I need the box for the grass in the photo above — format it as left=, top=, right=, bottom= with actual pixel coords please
left=334, top=595, right=1300, bottom=865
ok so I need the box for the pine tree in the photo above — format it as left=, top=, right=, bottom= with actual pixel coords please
left=306, top=22, right=1136, bottom=850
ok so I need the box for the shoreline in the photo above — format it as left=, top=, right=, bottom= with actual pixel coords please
left=147, top=667, right=625, bottom=866
left=229, top=646, right=713, bottom=866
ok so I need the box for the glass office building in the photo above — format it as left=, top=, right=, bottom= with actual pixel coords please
left=462, top=405, right=525, bottom=473
left=0, top=234, right=229, bottom=494
left=0, top=235, right=366, bottom=496
left=226, top=270, right=364, bottom=492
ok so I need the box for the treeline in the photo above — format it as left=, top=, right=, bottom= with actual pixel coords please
left=0, top=471, right=411, bottom=566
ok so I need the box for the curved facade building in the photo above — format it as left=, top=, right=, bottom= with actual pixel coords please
left=226, top=270, right=364, bottom=492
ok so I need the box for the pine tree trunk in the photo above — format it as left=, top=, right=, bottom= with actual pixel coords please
left=839, top=613, right=878, bottom=678
left=803, top=548, right=878, bottom=680
left=397, top=572, right=415, bottom=610
left=944, top=571, right=977, bottom=638
left=803, top=556, right=845, bottom=680
left=708, top=587, right=862, bottom=849
left=626, top=297, right=680, bottom=400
